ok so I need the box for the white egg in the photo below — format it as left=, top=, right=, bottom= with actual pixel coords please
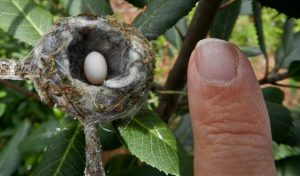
left=84, top=51, right=107, bottom=85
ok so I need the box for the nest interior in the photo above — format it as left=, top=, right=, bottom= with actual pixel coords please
left=67, top=24, right=132, bottom=84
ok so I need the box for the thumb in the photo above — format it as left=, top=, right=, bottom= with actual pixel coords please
left=188, top=39, right=276, bottom=176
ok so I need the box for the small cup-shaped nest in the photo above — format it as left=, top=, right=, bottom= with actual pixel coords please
left=31, top=16, right=155, bottom=123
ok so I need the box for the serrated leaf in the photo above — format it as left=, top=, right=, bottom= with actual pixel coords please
left=125, top=0, right=147, bottom=8
left=253, top=0, right=268, bottom=60
left=211, top=0, right=241, bottom=40
left=266, top=101, right=293, bottom=142
left=60, top=0, right=112, bottom=16
left=0, top=120, right=30, bottom=176
left=262, top=87, right=284, bottom=104
left=133, top=0, right=198, bottom=40
left=34, top=121, right=85, bottom=176
left=276, top=155, right=300, bottom=176
left=118, top=109, right=193, bottom=176
left=0, top=0, right=53, bottom=46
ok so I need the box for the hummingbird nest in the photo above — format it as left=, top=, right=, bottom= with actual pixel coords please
left=30, top=16, right=155, bottom=123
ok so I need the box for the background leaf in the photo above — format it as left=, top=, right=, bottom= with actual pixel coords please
left=118, top=109, right=193, bottom=176
left=164, top=18, right=188, bottom=49
left=211, top=0, right=242, bottom=40
left=125, top=0, right=147, bottom=8
left=267, top=101, right=293, bottom=142
left=253, top=0, right=268, bottom=60
left=133, top=0, right=198, bottom=40
left=276, top=155, right=300, bottom=176
left=0, top=0, right=53, bottom=46
left=262, top=87, right=285, bottom=104
left=106, top=155, right=166, bottom=176
left=34, top=120, right=85, bottom=176
left=275, top=18, right=298, bottom=68
left=240, top=46, right=262, bottom=57
left=0, top=120, right=30, bottom=176
left=60, top=0, right=112, bottom=16
left=173, top=114, right=193, bottom=154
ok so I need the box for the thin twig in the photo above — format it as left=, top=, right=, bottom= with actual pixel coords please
left=84, top=122, right=105, bottom=176
left=218, top=0, right=237, bottom=11
left=0, top=80, right=40, bottom=101
left=272, top=82, right=300, bottom=89
left=157, top=0, right=222, bottom=122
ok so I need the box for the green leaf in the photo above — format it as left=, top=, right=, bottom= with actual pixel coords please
left=98, top=123, right=122, bottom=151
left=173, top=114, right=193, bottom=154
left=0, top=0, right=53, bottom=46
left=164, top=18, right=188, bottom=49
left=253, top=0, right=268, bottom=60
left=266, top=101, right=293, bottom=142
left=60, top=0, right=112, bottom=16
left=211, top=0, right=241, bottom=40
left=276, top=155, right=300, bottom=176
left=34, top=120, right=85, bottom=176
left=125, top=0, right=147, bottom=8
left=275, top=18, right=297, bottom=68
left=118, top=109, right=193, bottom=176
left=240, top=0, right=253, bottom=15
left=288, top=61, right=300, bottom=81
left=262, top=87, right=284, bottom=104
left=20, top=120, right=60, bottom=152
left=133, top=0, right=198, bottom=40
left=0, top=91, right=7, bottom=98
left=0, top=120, right=31, bottom=176
left=0, top=103, right=6, bottom=117
left=106, top=155, right=166, bottom=176
left=240, top=46, right=262, bottom=57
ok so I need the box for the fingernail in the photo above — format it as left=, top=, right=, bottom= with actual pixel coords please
left=195, top=38, right=238, bottom=85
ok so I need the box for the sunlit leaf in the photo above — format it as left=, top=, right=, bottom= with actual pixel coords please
left=0, top=0, right=53, bottom=46
left=118, top=109, right=193, bottom=176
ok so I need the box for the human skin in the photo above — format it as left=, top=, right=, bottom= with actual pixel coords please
left=188, top=38, right=276, bottom=176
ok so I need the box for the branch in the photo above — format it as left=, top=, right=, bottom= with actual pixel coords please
left=157, top=0, right=222, bottom=122
left=0, top=59, right=28, bottom=80
left=84, top=122, right=105, bottom=176
left=0, top=80, right=40, bottom=101
left=259, top=72, right=288, bottom=84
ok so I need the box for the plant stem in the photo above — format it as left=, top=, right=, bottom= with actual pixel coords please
left=84, top=123, right=105, bottom=176
left=0, top=80, right=40, bottom=101
left=157, top=0, right=222, bottom=122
